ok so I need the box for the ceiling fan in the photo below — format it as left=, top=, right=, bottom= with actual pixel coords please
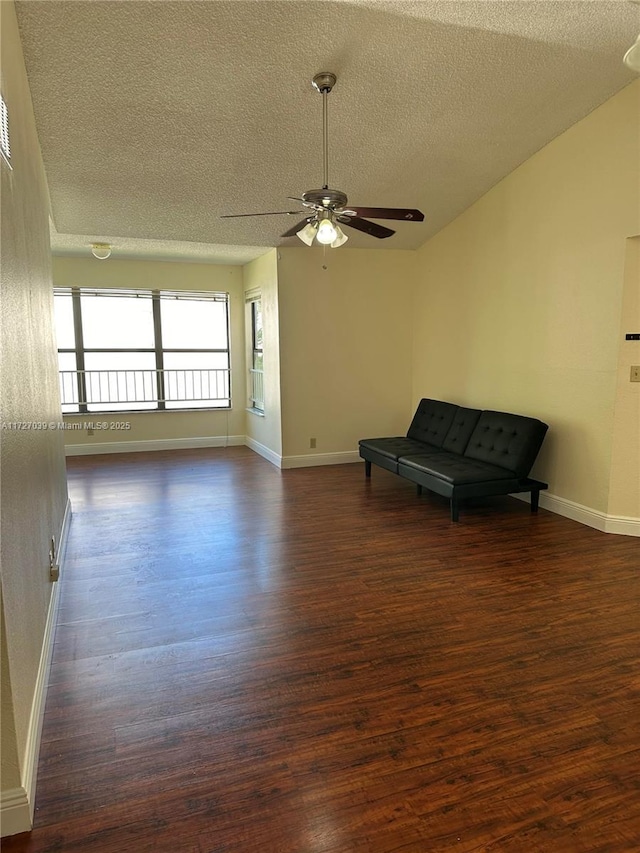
left=221, top=72, right=424, bottom=248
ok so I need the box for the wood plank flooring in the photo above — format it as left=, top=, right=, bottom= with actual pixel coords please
left=4, top=446, right=640, bottom=852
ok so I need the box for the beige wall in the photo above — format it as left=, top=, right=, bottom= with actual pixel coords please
left=608, top=236, right=640, bottom=518
left=243, top=249, right=282, bottom=457
left=1, top=0, right=68, bottom=800
left=412, top=81, right=640, bottom=515
left=277, top=247, right=416, bottom=458
left=52, top=257, right=246, bottom=446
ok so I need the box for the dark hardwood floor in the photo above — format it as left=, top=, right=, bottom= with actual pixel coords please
left=5, top=446, right=640, bottom=852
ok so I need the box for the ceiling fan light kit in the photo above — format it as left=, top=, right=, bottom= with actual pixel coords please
left=295, top=217, right=348, bottom=248
left=221, top=72, right=424, bottom=248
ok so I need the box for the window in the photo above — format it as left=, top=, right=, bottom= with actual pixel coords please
left=54, top=288, right=230, bottom=413
left=247, top=295, right=264, bottom=412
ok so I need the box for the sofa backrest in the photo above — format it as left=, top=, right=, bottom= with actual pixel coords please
left=406, top=399, right=458, bottom=447
left=464, top=411, right=549, bottom=477
left=441, top=406, right=482, bottom=454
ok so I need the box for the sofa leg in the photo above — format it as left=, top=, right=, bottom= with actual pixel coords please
left=364, top=460, right=371, bottom=478
left=531, top=489, right=540, bottom=513
left=450, top=499, right=459, bottom=522
left=416, top=484, right=422, bottom=496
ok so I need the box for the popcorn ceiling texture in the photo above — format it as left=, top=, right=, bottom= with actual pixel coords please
left=14, top=0, right=639, bottom=263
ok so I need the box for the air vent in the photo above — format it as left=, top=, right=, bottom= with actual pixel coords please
left=1, top=95, right=12, bottom=168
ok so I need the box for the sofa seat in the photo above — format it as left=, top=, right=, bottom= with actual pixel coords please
left=398, top=453, right=515, bottom=485
left=358, top=437, right=435, bottom=460
left=357, top=437, right=442, bottom=473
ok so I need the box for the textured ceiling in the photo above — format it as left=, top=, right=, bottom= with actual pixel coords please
left=15, top=0, right=640, bottom=265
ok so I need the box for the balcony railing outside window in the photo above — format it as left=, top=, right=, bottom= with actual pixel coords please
left=249, top=368, right=264, bottom=411
left=60, top=368, right=230, bottom=412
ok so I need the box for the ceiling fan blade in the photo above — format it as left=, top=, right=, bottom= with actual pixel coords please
left=337, top=216, right=395, bottom=239
left=346, top=207, right=424, bottom=222
left=221, top=210, right=302, bottom=218
left=280, top=219, right=311, bottom=238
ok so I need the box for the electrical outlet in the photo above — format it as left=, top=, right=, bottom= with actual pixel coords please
left=631, top=366, right=640, bottom=382
left=310, top=437, right=317, bottom=449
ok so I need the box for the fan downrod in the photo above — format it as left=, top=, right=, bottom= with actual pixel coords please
left=312, top=72, right=336, bottom=94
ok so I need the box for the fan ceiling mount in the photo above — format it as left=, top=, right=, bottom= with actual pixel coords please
left=221, top=73, right=424, bottom=248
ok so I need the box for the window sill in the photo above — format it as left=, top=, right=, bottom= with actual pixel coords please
left=63, top=407, right=233, bottom=417
left=246, top=407, right=265, bottom=418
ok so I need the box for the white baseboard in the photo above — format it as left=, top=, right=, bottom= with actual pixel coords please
left=22, top=577, right=61, bottom=826
left=56, top=496, right=72, bottom=572
left=65, top=435, right=245, bottom=456
left=516, top=491, right=640, bottom=537
left=232, top=441, right=362, bottom=470
left=1, top=498, right=71, bottom=837
left=603, top=514, right=640, bottom=537
left=64, top=435, right=362, bottom=472
left=281, top=450, right=362, bottom=469
left=244, top=436, right=282, bottom=468
left=0, top=788, right=30, bottom=838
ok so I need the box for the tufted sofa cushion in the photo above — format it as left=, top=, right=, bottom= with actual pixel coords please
left=464, top=411, right=548, bottom=478
left=441, top=406, right=482, bottom=454
left=406, top=399, right=458, bottom=448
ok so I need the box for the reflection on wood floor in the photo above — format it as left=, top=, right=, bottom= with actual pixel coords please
left=5, top=446, right=640, bottom=852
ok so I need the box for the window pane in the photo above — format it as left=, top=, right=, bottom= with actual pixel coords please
left=163, top=352, right=230, bottom=409
left=53, top=293, right=75, bottom=348
left=252, top=300, right=263, bottom=350
left=163, top=352, right=228, bottom=371
left=160, top=298, right=228, bottom=349
left=58, top=351, right=77, bottom=371
left=81, top=294, right=155, bottom=349
left=84, top=352, right=157, bottom=411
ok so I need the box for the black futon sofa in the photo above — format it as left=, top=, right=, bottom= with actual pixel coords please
left=359, top=399, right=548, bottom=521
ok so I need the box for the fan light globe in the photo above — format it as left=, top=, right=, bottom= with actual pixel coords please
left=296, top=222, right=317, bottom=246
left=316, top=218, right=337, bottom=245
left=331, top=225, right=348, bottom=248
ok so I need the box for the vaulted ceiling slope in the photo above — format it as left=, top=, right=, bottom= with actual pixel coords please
left=14, top=0, right=640, bottom=264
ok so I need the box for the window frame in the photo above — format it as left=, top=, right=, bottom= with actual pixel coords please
left=55, top=287, right=231, bottom=414
left=246, top=294, right=264, bottom=413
